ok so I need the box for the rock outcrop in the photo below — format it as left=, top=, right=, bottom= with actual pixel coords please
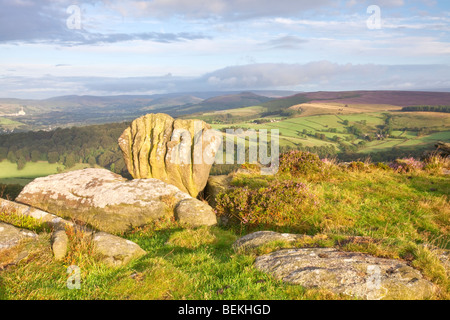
left=254, top=247, right=437, bottom=300
left=16, top=168, right=217, bottom=233
left=118, top=113, right=221, bottom=197
left=0, top=198, right=147, bottom=267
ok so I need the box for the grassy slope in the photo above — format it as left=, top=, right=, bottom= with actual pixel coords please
left=0, top=164, right=448, bottom=300
left=210, top=107, right=449, bottom=154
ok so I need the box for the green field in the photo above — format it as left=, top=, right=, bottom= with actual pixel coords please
left=210, top=107, right=450, bottom=158
left=0, top=160, right=62, bottom=181
left=0, top=117, right=24, bottom=131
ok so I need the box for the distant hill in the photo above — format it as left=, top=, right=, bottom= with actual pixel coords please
left=302, top=90, right=450, bottom=106
left=169, top=92, right=272, bottom=116
left=2, top=90, right=448, bottom=133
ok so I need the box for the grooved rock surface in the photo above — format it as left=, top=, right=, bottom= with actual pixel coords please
left=16, top=168, right=194, bottom=233
left=118, top=113, right=221, bottom=197
left=254, top=247, right=437, bottom=300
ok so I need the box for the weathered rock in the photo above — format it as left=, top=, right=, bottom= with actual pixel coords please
left=175, top=198, right=217, bottom=227
left=254, top=247, right=437, bottom=300
left=51, top=229, right=69, bottom=261
left=0, top=222, right=37, bottom=250
left=118, top=113, right=221, bottom=197
left=16, top=168, right=217, bottom=233
left=204, top=175, right=232, bottom=207
left=92, top=232, right=146, bottom=267
left=0, top=198, right=77, bottom=231
left=233, top=231, right=304, bottom=253
left=0, top=199, right=147, bottom=267
left=16, top=168, right=194, bottom=233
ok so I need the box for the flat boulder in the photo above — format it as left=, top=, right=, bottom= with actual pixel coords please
left=16, top=168, right=215, bottom=233
left=233, top=231, right=303, bottom=253
left=254, top=247, right=437, bottom=300
left=118, top=113, right=221, bottom=197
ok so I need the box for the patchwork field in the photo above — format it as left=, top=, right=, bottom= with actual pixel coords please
left=289, top=103, right=402, bottom=117
left=210, top=105, right=450, bottom=159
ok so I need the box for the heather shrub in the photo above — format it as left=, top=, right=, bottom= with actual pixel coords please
left=346, top=161, right=367, bottom=172
left=389, top=158, right=424, bottom=173
left=215, top=180, right=318, bottom=232
left=375, top=162, right=390, bottom=170
left=423, top=155, right=450, bottom=172
left=278, top=151, right=329, bottom=177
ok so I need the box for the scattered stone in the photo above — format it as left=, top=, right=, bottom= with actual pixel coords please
left=175, top=198, right=217, bottom=227
left=254, top=247, right=437, bottom=300
left=1, top=198, right=147, bottom=267
left=118, top=113, right=221, bottom=197
left=51, top=229, right=69, bottom=261
left=92, top=232, right=146, bottom=267
left=204, top=175, right=232, bottom=207
left=0, top=222, right=37, bottom=250
left=233, top=231, right=304, bottom=253
left=15, top=168, right=212, bottom=233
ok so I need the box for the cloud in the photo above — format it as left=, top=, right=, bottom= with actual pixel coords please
left=0, top=0, right=209, bottom=45
left=1, top=62, right=449, bottom=99
left=103, top=0, right=336, bottom=20
left=263, top=35, right=308, bottom=50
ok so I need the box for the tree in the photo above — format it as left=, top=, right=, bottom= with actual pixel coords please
left=31, top=150, right=40, bottom=162
left=7, top=151, right=17, bottom=163
left=0, top=147, right=7, bottom=160
left=17, top=156, right=26, bottom=170
left=88, top=156, right=97, bottom=167
left=64, top=153, right=76, bottom=168
left=48, top=151, right=59, bottom=164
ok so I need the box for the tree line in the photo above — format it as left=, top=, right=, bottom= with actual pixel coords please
left=401, top=106, right=450, bottom=113
left=0, top=122, right=130, bottom=174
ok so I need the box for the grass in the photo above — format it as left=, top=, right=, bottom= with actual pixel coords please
left=0, top=160, right=62, bottom=179
left=0, top=155, right=448, bottom=300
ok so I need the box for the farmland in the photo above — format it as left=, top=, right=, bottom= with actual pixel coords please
left=205, top=102, right=450, bottom=160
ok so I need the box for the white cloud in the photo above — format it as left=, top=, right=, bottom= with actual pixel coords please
left=2, top=62, right=449, bottom=99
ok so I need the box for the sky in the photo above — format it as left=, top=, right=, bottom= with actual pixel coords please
left=0, top=0, right=449, bottom=99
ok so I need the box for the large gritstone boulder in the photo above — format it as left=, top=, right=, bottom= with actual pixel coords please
left=118, top=113, right=221, bottom=197
left=16, top=168, right=216, bottom=234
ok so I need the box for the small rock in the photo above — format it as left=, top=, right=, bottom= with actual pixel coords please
left=174, top=198, right=217, bottom=227
left=233, top=231, right=304, bottom=253
left=0, top=222, right=37, bottom=250
left=204, top=175, right=232, bottom=207
left=51, top=229, right=69, bottom=261
left=92, top=232, right=146, bottom=267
